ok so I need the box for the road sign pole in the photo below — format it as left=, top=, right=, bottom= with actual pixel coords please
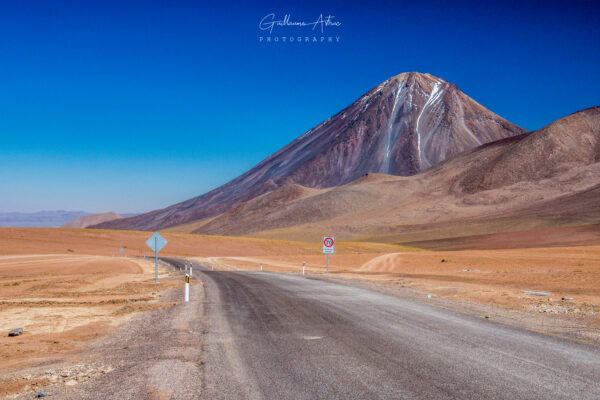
left=326, top=254, right=329, bottom=274
left=146, top=232, right=167, bottom=284
left=302, top=262, right=305, bottom=275
left=154, top=236, right=158, bottom=283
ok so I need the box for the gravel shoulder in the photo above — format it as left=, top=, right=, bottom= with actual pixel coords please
left=5, top=260, right=203, bottom=400
left=311, top=274, right=600, bottom=346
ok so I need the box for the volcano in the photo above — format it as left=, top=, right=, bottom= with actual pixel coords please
left=93, top=72, right=525, bottom=231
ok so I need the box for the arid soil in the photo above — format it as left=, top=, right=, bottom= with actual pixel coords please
left=0, top=255, right=180, bottom=360
left=0, top=227, right=406, bottom=384
left=194, top=245, right=600, bottom=336
left=1, top=228, right=599, bottom=397
left=0, top=227, right=406, bottom=258
left=0, top=252, right=184, bottom=398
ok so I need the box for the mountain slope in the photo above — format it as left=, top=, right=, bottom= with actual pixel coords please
left=94, top=72, right=524, bottom=231
left=452, top=106, right=600, bottom=193
left=62, top=211, right=122, bottom=228
left=191, top=108, right=600, bottom=243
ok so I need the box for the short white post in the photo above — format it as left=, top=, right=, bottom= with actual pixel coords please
left=190, top=266, right=193, bottom=277
left=185, top=274, right=190, bottom=302
left=211, top=265, right=214, bottom=271
left=302, top=262, right=305, bottom=275
left=260, top=264, right=263, bottom=271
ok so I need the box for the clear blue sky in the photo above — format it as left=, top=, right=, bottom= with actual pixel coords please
left=1, top=0, right=598, bottom=213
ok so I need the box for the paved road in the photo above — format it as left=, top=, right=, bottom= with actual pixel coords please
left=199, top=269, right=600, bottom=400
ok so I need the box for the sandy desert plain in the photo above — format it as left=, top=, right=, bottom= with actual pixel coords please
left=1, top=226, right=599, bottom=397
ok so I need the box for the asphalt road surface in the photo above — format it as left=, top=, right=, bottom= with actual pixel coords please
left=199, top=268, right=600, bottom=400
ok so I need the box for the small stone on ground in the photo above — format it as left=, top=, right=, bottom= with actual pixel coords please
left=8, top=328, right=23, bottom=337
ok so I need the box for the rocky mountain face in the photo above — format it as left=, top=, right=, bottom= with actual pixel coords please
left=93, top=72, right=525, bottom=231
left=192, top=108, right=600, bottom=242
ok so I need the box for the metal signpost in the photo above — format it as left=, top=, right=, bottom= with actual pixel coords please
left=322, top=236, right=335, bottom=273
left=146, top=232, right=168, bottom=283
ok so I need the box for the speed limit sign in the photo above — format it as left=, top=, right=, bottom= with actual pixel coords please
left=322, top=236, right=335, bottom=254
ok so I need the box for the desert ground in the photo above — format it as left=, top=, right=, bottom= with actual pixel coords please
left=1, top=227, right=599, bottom=397
left=195, top=245, right=600, bottom=339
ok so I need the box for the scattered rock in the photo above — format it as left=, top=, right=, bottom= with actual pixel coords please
left=484, top=316, right=490, bottom=319
left=562, top=297, right=573, bottom=301
left=60, top=371, right=70, bottom=378
left=441, top=259, right=448, bottom=263
left=37, top=390, right=47, bottom=398
left=522, top=291, right=550, bottom=296
left=8, top=328, right=23, bottom=337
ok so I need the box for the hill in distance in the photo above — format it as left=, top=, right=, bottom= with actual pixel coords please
left=62, top=211, right=123, bottom=228
left=94, top=72, right=525, bottom=232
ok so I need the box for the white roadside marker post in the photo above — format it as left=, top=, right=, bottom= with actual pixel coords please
left=190, top=266, right=193, bottom=277
left=260, top=264, right=263, bottom=272
left=302, top=262, right=305, bottom=275
left=185, top=274, right=190, bottom=302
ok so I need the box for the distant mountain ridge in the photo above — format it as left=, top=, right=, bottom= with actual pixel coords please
left=94, top=72, right=525, bottom=231
left=0, top=210, right=90, bottom=227
left=0, top=211, right=140, bottom=228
